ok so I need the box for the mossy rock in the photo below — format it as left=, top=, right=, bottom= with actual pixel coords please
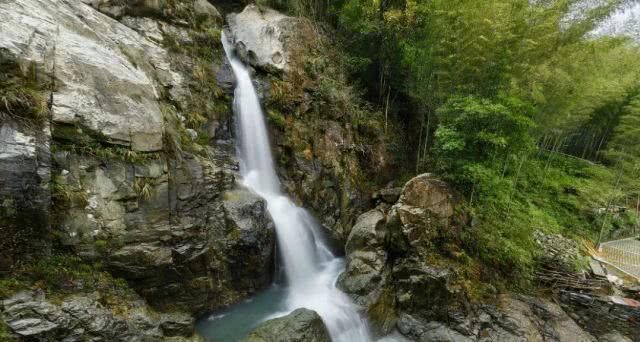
left=243, top=308, right=331, bottom=342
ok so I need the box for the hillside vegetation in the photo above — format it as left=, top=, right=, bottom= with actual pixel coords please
left=257, top=0, right=640, bottom=287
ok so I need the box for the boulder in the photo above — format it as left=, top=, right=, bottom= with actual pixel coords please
left=100, top=180, right=275, bottom=315
left=338, top=209, right=388, bottom=305
left=338, top=174, right=463, bottom=327
left=227, top=5, right=301, bottom=71
left=398, top=174, right=456, bottom=216
left=193, top=0, right=221, bottom=20
left=220, top=187, right=277, bottom=292
left=244, top=308, right=331, bottom=342
left=388, top=173, right=458, bottom=252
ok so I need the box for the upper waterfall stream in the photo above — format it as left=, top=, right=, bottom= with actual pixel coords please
left=196, top=32, right=373, bottom=341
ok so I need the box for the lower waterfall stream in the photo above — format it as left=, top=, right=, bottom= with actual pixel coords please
left=196, top=32, right=374, bottom=341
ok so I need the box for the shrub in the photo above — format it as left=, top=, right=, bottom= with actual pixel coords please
left=0, top=58, right=48, bottom=125
left=433, top=95, right=535, bottom=196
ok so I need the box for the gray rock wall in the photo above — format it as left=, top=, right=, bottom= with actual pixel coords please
left=0, top=0, right=276, bottom=321
left=0, top=119, right=50, bottom=271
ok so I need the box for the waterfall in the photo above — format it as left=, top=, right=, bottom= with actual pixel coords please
left=221, top=32, right=372, bottom=341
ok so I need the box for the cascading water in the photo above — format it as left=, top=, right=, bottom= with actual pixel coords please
left=217, top=31, right=372, bottom=341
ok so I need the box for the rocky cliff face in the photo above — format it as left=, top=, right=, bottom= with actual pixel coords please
left=225, top=5, right=400, bottom=244
left=0, top=0, right=277, bottom=340
left=2, top=290, right=198, bottom=341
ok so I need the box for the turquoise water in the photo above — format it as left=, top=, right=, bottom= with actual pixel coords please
left=195, top=285, right=289, bottom=342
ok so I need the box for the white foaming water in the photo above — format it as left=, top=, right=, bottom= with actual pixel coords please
left=221, top=32, right=372, bottom=342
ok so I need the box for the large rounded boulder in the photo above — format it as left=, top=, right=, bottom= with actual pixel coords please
left=243, top=308, right=331, bottom=342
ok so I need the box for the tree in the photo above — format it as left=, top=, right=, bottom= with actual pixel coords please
left=433, top=95, right=535, bottom=196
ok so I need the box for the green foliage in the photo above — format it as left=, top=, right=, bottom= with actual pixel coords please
left=94, top=239, right=109, bottom=253
left=51, top=178, right=88, bottom=209
left=0, top=278, right=21, bottom=299
left=0, top=255, right=136, bottom=300
left=134, top=177, right=154, bottom=201
left=267, top=109, right=287, bottom=128
left=0, top=318, right=17, bottom=341
left=0, top=57, right=48, bottom=125
left=433, top=95, right=535, bottom=193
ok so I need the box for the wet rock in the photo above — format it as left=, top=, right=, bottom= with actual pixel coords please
left=216, top=59, right=237, bottom=93
left=220, top=187, right=277, bottom=293
left=0, top=119, right=50, bottom=271
left=338, top=209, right=388, bottom=305
left=244, top=308, right=331, bottom=342
left=0, top=0, right=273, bottom=317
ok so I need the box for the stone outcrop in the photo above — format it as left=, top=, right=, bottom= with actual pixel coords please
left=338, top=209, right=389, bottom=306
left=221, top=4, right=400, bottom=249
left=0, top=0, right=276, bottom=327
left=338, top=174, right=463, bottom=317
left=82, top=0, right=221, bottom=22
left=338, top=174, right=611, bottom=341
left=243, top=308, right=331, bottom=342
left=0, top=0, right=179, bottom=152
left=387, top=173, right=461, bottom=253
left=227, top=4, right=300, bottom=71
left=397, top=294, right=598, bottom=342
left=1, top=291, right=199, bottom=341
